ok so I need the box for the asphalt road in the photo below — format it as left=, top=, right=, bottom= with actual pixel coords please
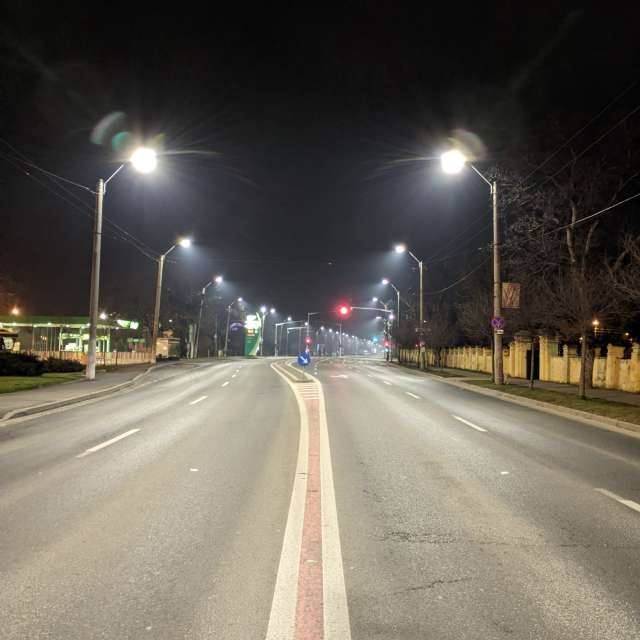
left=2, top=356, right=640, bottom=638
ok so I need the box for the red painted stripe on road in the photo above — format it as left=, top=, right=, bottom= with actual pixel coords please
left=295, top=395, right=324, bottom=640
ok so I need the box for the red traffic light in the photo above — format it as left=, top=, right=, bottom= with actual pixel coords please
left=337, top=304, right=351, bottom=318
left=305, top=336, right=313, bottom=345
left=383, top=340, right=390, bottom=348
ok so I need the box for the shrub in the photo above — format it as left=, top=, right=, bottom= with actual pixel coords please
left=0, top=352, right=46, bottom=376
left=44, top=357, right=84, bottom=373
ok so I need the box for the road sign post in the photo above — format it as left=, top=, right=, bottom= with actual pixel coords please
left=297, top=349, right=311, bottom=380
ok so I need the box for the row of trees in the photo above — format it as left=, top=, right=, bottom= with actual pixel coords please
left=392, top=113, right=640, bottom=398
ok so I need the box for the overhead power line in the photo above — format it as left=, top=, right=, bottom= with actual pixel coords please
left=522, top=78, right=639, bottom=185
left=528, top=101, right=640, bottom=192
left=0, top=141, right=160, bottom=262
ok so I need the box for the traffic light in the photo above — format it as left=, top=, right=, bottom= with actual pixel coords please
left=337, top=304, right=351, bottom=318
left=383, top=340, right=390, bottom=348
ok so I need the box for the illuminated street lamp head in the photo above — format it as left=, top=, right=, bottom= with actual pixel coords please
left=238, top=297, right=243, bottom=302
left=270, top=307, right=276, bottom=314
left=214, top=275, right=223, bottom=284
left=372, top=297, right=378, bottom=303
left=381, top=278, right=389, bottom=285
left=99, top=311, right=107, bottom=320
left=321, top=326, right=325, bottom=330
left=10, top=306, right=20, bottom=316
left=260, top=305, right=267, bottom=314
left=178, top=237, right=192, bottom=248
left=130, top=147, right=157, bottom=174
left=394, top=243, right=407, bottom=254
left=287, top=316, right=292, bottom=321
left=441, top=149, right=466, bottom=174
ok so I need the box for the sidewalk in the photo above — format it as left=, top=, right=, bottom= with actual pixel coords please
left=0, top=364, right=155, bottom=420
left=398, top=363, right=640, bottom=407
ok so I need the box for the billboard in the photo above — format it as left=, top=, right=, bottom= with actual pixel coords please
left=244, top=314, right=261, bottom=356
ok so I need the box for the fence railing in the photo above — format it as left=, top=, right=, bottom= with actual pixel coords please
left=29, top=350, right=153, bottom=366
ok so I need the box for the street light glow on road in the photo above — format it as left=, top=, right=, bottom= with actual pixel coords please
left=130, top=147, right=158, bottom=174
left=441, top=149, right=466, bottom=174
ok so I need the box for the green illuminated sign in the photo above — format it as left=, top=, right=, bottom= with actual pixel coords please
left=244, top=314, right=261, bottom=356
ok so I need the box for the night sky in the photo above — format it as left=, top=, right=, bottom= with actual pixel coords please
left=2, top=3, right=639, bottom=337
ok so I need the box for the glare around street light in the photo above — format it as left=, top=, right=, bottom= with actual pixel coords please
left=10, top=306, right=20, bottom=316
left=270, top=307, right=276, bottom=314
left=382, top=278, right=389, bottom=285
left=238, top=297, right=243, bottom=302
left=287, top=316, right=292, bottom=321
left=394, top=243, right=406, bottom=254
left=178, top=237, right=192, bottom=248
left=214, top=275, right=223, bottom=284
left=372, top=297, right=378, bottom=302
left=130, top=147, right=158, bottom=174
left=99, top=311, right=107, bottom=320
left=260, top=305, right=267, bottom=313
left=441, top=149, right=466, bottom=174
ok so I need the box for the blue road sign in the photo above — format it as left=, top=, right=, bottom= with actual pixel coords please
left=297, top=352, right=311, bottom=367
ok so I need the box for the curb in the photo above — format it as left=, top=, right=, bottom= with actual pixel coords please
left=0, top=361, right=169, bottom=422
left=427, top=374, right=640, bottom=439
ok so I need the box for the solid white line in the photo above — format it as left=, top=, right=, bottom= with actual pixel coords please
left=189, top=395, right=207, bottom=405
left=405, top=391, right=421, bottom=399
left=595, top=488, right=640, bottom=514
left=382, top=380, right=392, bottom=386
left=76, top=429, right=140, bottom=458
left=452, top=415, right=487, bottom=432
left=221, top=381, right=230, bottom=387
left=317, top=375, right=353, bottom=639
left=266, top=366, right=310, bottom=639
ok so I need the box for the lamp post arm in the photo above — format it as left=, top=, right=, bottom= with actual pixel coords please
left=469, top=163, right=493, bottom=189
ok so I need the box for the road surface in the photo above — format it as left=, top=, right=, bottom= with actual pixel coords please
left=1, top=356, right=640, bottom=638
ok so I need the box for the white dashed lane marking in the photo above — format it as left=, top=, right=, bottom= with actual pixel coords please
left=452, top=415, right=487, bottom=433
left=405, top=391, right=421, bottom=399
left=189, top=395, right=207, bottom=405
left=221, top=381, right=230, bottom=387
left=595, top=488, right=640, bottom=514
left=76, top=429, right=140, bottom=458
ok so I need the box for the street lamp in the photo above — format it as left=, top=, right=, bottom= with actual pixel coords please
left=382, top=278, right=402, bottom=323
left=441, top=149, right=503, bottom=384
left=394, top=243, right=425, bottom=365
left=274, top=317, right=300, bottom=356
left=194, top=274, right=223, bottom=358
left=87, top=146, right=158, bottom=380
left=224, top=297, right=243, bottom=357
left=152, top=237, right=193, bottom=362
left=307, top=311, right=320, bottom=337
left=130, top=147, right=158, bottom=174
left=258, top=306, right=275, bottom=355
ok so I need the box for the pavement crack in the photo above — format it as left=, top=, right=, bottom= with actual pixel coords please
left=394, top=577, right=472, bottom=595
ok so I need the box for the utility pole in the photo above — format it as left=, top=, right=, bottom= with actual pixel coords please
left=86, top=179, right=104, bottom=380
left=492, top=180, right=504, bottom=385
left=150, top=253, right=165, bottom=364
